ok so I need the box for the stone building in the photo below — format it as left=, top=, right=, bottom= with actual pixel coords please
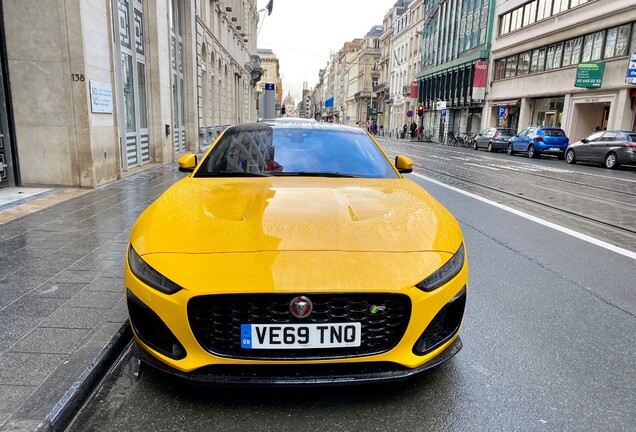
left=0, top=0, right=262, bottom=190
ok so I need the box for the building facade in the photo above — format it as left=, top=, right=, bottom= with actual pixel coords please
left=418, top=0, right=495, bottom=140
left=485, top=0, right=636, bottom=141
left=0, top=0, right=261, bottom=190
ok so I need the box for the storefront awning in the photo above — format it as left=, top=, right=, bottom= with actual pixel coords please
left=488, top=99, right=520, bottom=107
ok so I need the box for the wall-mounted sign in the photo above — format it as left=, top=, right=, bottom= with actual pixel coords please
left=265, top=83, right=275, bottom=91
left=626, top=52, right=636, bottom=85
left=441, top=109, right=447, bottom=118
left=574, top=63, right=605, bottom=88
left=89, top=81, right=112, bottom=113
left=406, top=110, right=413, bottom=118
left=497, top=106, right=509, bottom=120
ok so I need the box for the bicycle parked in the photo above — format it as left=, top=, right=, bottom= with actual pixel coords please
left=458, top=132, right=478, bottom=148
left=445, top=131, right=458, bottom=146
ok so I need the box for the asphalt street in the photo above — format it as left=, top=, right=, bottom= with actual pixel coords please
left=68, top=158, right=636, bottom=432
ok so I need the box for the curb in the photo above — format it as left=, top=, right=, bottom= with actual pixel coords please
left=38, top=321, right=132, bottom=432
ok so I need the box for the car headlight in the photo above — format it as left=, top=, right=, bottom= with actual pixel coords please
left=128, top=246, right=182, bottom=294
left=416, top=243, right=465, bottom=292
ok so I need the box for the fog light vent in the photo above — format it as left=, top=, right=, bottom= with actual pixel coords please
left=413, top=286, right=466, bottom=356
left=127, top=289, right=186, bottom=360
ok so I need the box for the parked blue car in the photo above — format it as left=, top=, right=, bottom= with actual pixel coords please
left=507, top=126, right=569, bottom=159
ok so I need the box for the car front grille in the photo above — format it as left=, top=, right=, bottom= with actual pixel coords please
left=188, top=293, right=411, bottom=360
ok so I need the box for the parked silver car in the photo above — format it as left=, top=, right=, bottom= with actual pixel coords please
left=565, top=130, right=636, bottom=169
left=473, top=127, right=516, bottom=152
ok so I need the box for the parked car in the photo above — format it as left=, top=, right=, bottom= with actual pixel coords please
left=566, top=130, right=636, bottom=169
left=125, top=121, right=468, bottom=385
left=507, top=126, right=569, bottom=159
left=473, top=127, right=516, bottom=152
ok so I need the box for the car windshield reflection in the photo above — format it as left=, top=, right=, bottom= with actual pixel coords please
left=195, top=124, right=398, bottom=179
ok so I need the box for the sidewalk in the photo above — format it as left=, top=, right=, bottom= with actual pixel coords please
left=0, top=164, right=186, bottom=431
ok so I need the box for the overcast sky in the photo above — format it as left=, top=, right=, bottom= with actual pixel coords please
left=256, top=0, right=399, bottom=105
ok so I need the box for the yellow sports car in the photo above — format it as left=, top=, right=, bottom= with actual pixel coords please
left=125, top=121, right=467, bottom=385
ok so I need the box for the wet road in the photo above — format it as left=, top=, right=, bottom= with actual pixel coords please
left=69, top=143, right=636, bottom=431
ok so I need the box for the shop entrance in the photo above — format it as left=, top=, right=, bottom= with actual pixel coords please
left=569, top=101, right=611, bottom=143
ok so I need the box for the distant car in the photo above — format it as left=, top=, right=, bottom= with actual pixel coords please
left=565, top=130, right=636, bottom=169
left=473, top=127, right=516, bottom=152
left=125, top=121, right=467, bottom=385
left=507, top=126, right=569, bottom=159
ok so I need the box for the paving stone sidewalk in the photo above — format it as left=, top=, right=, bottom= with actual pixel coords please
left=0, top=165, right=185, bottom=431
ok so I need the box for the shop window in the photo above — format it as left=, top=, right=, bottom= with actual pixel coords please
left=518, top=51, right=531, bottom=75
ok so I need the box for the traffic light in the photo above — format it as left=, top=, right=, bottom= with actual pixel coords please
left=417, top=104, right=424, bottom=117
left=281, top=104, right=286, bottom=115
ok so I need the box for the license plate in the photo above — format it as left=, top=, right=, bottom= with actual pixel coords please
left=549, top=147, right=561, bottom=152
left=240, top=323, right=361, bottom=349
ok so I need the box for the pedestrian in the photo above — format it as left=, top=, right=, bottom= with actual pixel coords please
left=379, top=124, right=384, bottom=136
left=594, top=125, right=601, bottom=132
left=402, top=124, right=407, bottom=139
left=410, top=121, right=417, bottom=139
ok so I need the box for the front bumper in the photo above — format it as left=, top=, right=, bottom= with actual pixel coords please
left=133, top=336, right=462, bottom=386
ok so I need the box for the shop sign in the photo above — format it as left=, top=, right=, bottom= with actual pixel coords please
left=472, top=61, right=488, bottom=101
left=89, top=81, right=113, bottom=114
left=367, top=107, right=378, bottom=116
left=626, top=52, right=636, bottom=85
left=574, top=63, right=605, bottom=88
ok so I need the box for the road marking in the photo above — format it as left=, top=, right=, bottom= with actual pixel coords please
left=411, top=172, right=636, bottom=260
left=465, top=162, right=501, bottom=171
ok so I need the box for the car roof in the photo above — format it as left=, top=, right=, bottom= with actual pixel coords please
left=258, top=117, right=317, bottom=123
left=229, top=121, right=368, bottom=134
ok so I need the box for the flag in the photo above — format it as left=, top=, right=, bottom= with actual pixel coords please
left=266, top=0, right=273, bottom=15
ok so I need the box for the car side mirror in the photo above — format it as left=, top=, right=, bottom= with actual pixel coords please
left=395, top=155, right=413, bottom=174
left=178, top=154, right=198, bottom=172
left=581, top=138, right=588, bottom=144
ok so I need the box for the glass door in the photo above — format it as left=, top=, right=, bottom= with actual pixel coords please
left=170, top=0, right=186, bottom=153
left=113, top=0, right=149, bottom=171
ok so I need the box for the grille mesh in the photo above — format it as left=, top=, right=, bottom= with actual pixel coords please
left=188, top=293, right=411, bottom=360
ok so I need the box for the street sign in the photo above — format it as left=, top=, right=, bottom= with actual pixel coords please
left=407, top=110, right=413, bottom=117
left=265, top=83, right=275, bottom=91
left=626, top=52, right=636, bottom=84
left=441, top=109, right=446, bottom=118
left=497, top=106, right=509, bottom=120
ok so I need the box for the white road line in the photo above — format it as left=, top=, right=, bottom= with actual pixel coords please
left=465, top=162, right=501, bottom=171
left=411, top=172, right=636, bottom=260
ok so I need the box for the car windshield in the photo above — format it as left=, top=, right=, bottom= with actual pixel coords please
left=498, top=129, right=515, bottom=136
left=541, top=129, right=566, bottom=136
left=195, top=125, right=398, bottom=179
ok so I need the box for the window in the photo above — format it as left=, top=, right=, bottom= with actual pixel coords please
left=510, top=9, right=522, bottom=32
left=537, top=0, right=553, bottom=20
left=523, top=1, right=537, bottom=26
left=581, top=33, right=594, bottom=62
left=586, top=131, right=604, bottom=141
left=495, top=58, right=506, bottom=79
left=562, top=37, right=582, bottom=66
left=601, top=132, right=620, bottom=141
left=530, top=47, right=545, bottom=72
left=500, top=13, right=510, bottom=36
left=518, top=51, right=531, bottom=74
left=505, top=55, right=518, bottom=77
left=604, top=27, right=619, bottom=59
left=591, top=30, right=605, bottom=61
left=553, top=0, right=569, bottom=15
left=611, top=24, right=630, bottom=58
left=632, top=23, right=636, bottom=52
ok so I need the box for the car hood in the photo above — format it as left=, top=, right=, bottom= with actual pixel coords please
left=130, top=177, right=462, bottom=255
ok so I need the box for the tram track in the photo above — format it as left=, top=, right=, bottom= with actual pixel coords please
left=377, top=138, right=636, bottom=242
left=418, top=164, right=636, bottom=236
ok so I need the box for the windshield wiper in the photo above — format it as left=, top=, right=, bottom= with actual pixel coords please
left=196, top=171, right=271, bottom=177
left=271, top=171, right=360, bottom=178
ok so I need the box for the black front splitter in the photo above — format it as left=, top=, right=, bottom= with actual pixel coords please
left=133, top=336, right=462, bottom=387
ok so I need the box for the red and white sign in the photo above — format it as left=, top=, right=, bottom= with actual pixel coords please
left=472, top=61, right=488, bottom=101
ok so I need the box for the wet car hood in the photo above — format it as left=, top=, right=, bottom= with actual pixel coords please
left=130, top=177, right=462, bottom=255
